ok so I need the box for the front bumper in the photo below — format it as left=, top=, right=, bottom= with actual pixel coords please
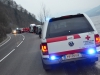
left=42, top=54, right=98, bottom=65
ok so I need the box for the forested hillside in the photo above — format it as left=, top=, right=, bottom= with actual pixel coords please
left=0, top=0, right=40, bottom=42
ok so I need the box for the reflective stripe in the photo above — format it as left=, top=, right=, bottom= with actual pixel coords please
left=74, top=34, right=81, bottom=39
left=42, top=55, right=49, bottom=58
left=47, top=36, right=67, bottom=43
left=46, top=34, right=81, bottom=43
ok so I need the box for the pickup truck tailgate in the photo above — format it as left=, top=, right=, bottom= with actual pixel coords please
left=47, top=33, right=96, bottom=55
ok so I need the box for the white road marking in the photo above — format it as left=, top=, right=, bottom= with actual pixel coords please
left=21, top=34, right=25, bottom=40
left=0, top=49, right=15, bottom=62
left=0, top=35, right=11, bottom=47
left=17, top=41, right=23, bottom=47
left=16, top=34, right=25, bottom=47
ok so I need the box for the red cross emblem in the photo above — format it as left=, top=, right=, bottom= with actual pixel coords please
left=85, top=35, right=90, bottom=40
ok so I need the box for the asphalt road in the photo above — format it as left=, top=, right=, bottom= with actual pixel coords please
left=0, top=33, right=100, bottom=75
left=0, top=16, right=100, bottom=75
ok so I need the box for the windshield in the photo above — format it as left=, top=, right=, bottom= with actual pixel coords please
left=46, top=16, right=94, bottom=38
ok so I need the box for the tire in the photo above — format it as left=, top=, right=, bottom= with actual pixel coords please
left=42, top=60, right=51, bottom=72
left=85, top=58, right=97, bottom=65
left=89, top=60, right=96, bottom=65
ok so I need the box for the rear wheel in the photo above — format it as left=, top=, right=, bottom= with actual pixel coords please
left=85, top=57, right=98, bottom=65
left=42, top=59, right=51, bottom=72
left=89, top=59, right=97, bottom=65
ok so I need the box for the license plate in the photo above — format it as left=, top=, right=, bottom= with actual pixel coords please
left=66, top=53, right=82, bottom=59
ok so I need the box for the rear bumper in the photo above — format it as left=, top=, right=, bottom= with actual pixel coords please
left=42, top=55, right=98, bottom=65
left=96, top=46, right=100, bottom=53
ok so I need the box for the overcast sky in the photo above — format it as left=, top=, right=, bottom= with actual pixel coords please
left=14, top=0, right=100, bottom=18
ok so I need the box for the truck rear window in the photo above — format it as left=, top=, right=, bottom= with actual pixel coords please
left=46, top=16, right=94, bottom=38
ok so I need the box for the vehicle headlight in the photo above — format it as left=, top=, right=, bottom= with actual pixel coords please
left=13, top=30, right=16, bottom=33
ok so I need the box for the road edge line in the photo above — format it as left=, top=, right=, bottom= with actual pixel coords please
left=0, top=35, right=11, bottom=47
left=0, top=49, right=15, bottom=62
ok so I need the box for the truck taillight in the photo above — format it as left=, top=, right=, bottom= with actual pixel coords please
left=40, top=43, right=48, bottom=55
left=95, top=34, right=100, bottom=46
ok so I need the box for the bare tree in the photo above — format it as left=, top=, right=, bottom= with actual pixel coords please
left=0, top=0, right=9, bottom=5
left=38, top=4, right=50, bottom=25
left=38, top=13, right=44, bottom=25
left=12, top=1, right=17, bottom=8
left=31, top=13, right=35, bottom=18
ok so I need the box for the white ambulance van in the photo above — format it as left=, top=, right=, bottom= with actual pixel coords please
left=40, top=13, right=100, bottom=71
